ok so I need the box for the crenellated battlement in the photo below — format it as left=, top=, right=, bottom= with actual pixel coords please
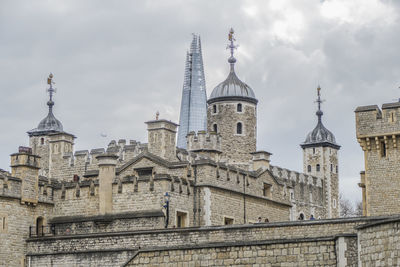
left=187, top=131, right=221, bottom=152
left=355, top=103, right=400, bottom=152
left=270, top=165, right=322, bottom=188
left=356, top=103, right=400, bottom=137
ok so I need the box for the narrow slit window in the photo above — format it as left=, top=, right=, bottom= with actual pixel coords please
left=307, top=165, right=311, bottom=173
left=381, top=141, right=386, bottom=157
left=213, top=105, right=217, bottom=114
left=316, top=164, right=320, bottom=172
left=236, top=122, right=242, bottom=134
left=237, top=103, right=242, bottom=112
left=213, top=124, right=218, bottom=133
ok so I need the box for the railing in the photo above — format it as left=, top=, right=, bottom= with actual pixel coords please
left=29, top=225, right=55, bottom=238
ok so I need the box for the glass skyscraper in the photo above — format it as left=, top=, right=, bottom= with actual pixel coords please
left=177, top=34, right=207, bottom=149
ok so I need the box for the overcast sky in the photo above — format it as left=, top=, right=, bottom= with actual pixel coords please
left=1, top=0, right=399, bottom=205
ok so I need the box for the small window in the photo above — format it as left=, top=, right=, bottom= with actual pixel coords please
left=0, top=216, right=7, bottom=233
left=236, top=122, right=242, bottom=134
left=263, top=183, right=272, bottom=198
left=336, top=165, right=338, bottom=173
left=381, top=141, right=386, bottom=157
left=237, top=103, right=242, bottom=112
left=316, top=164, right=320, bottom=172
left=224, top=217, right=234, bottom=225
left=176, top=211, right=188, bottom=228
left=36, top=217, right=44, bottom=237
left=213, top=105, right=217, bottom=114
left=313, top=148, right=315, bottom=154
left=136, top=168, right=153, bottom=176
left=40, top=138, right=44, bottom=145
left=213, top=124, right=218, bottom=133
left=307, top=165, right=311, bottom=173
left=333, top=199, right=337, bottom=208
left=330, top=164, right=333, bottom=172
left=290, top=192, right=294, bottom=200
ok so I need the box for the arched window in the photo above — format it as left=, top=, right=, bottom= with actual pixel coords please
left=236, top=122, right=242, bottom=134
left=40, top=138, right=44, bottom=145
left=213, top=105, right=217, bottom=114
left=213, top=124, right=218, bottom=133
left=307, top=165, right=311, bottom=172
left=36, top=217, right=44, bottom=237
left=316, top=164, right=320, bottom=172
left=237, top=103, right=242, bottom=112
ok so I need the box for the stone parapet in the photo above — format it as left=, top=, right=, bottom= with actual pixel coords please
left=187, top=131, right=221, bottom=153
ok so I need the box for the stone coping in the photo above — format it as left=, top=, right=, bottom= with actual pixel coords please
left=27, top=215, right=387, bottom=242
left=27, top=248, right=137, bottom=256
left=355, top=215, right=400, bottom=229
left=382, top=102, right=400, bottom=109
left=354, top=105, right=380, bottom=112
left=48, top=210, right=164, bottom=224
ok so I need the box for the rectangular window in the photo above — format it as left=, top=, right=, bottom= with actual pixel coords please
left=176, top=211, right=188, bottom=228
left=136, top=167, right=153, bottom=176
left=224, top=217, right=234, bottom=225
left=263, top=183, right=272, bottom=198
left=380, top=141, right=386, bottom=157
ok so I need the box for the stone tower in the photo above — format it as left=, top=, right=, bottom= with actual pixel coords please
left=207, top=29, right=257, bottom=167
left=301, top=87, right=340, bottom=218
left=146, top=117, right=178, bottom=161
left=27, top=74, right=75, bottom=178
left=356, top=102, right=400, bottom=216
left=177, top=34, right=207, bottom=149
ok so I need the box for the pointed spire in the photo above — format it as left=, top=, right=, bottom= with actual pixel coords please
left=227, top=28, right=238, bottom=70
left=315, top=85, right=324, bottom=123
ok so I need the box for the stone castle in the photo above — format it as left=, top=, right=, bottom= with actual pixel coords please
left=1, top=30, right=400, bottom=266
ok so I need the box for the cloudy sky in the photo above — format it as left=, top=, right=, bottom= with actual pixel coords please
left=1, top=0, right=399, bottom=204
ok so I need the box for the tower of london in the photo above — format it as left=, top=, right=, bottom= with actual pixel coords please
left=1, top=29, right=399, bottom=266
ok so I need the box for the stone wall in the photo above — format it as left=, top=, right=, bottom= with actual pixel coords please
left=207, top=101, right=256, bottom=166
left=358, top=217, right=400, bottom=266
left=50, top=211, right=165, bottom=235
left=26, top=216, right=383, bottom=266
left=0, top=197, right=53, bottom=267
left=126, top=239, right=338, bottom=266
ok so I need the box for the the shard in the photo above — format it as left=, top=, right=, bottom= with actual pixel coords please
left=177, top=34, right=207, bottom=149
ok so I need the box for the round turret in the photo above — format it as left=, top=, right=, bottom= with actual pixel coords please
left=207, top=29, right=257, bottom=167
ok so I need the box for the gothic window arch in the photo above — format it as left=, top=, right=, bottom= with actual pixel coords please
left=316, top=164, right=320, bottom=172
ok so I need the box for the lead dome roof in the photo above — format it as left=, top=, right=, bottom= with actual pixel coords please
left=300, top=88, right=340, bottom=149
left=208, top=66, right=257, bottom=104
left=28, top=101, right=64, bottom=136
